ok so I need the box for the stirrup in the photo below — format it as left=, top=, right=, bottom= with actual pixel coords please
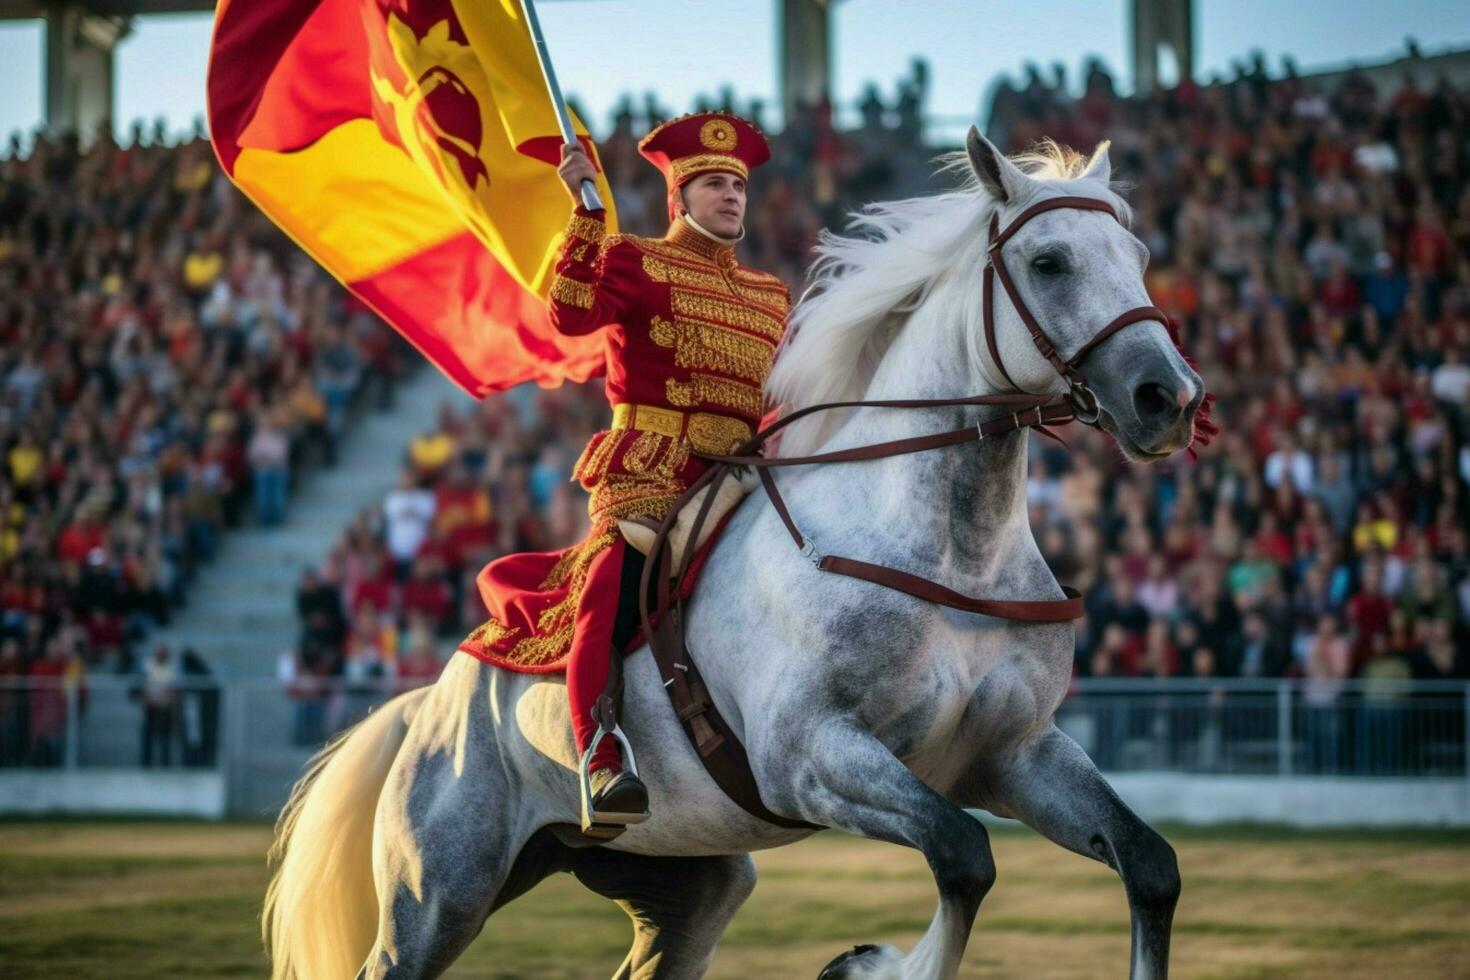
left=578, top=725, right=649, bottom=836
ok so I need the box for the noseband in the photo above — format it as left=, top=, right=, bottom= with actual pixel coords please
left=983, top=195, right=1168, bottom=424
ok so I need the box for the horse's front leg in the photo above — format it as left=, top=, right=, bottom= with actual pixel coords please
left=766, top=721, right=995, bottom=980
left=965, top=724, right=1180, bottom=979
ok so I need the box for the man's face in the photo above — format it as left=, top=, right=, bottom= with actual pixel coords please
left=680, top=171, right=746, bottom=238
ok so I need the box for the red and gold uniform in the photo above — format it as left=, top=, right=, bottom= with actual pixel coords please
left=456, top=113, right=789, bottom=769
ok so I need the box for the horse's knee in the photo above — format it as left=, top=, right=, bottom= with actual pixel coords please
left=1140, top=836, right=1182, bottom=909
left=929, top=815, right=996, bottom=906
left=934, top=853, right=996, bottom=908
left=1120, top=829, right=1180, bottom=911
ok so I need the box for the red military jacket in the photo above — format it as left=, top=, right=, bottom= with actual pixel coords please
left=549, top=205, right=791, bottom=526
left=457, top=207, right=791, bottom=672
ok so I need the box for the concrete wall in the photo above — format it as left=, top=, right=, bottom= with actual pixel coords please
left=5, top=767, right=1464, bottom=826
left=0, top=769, right=226, bottom=819
left=1105, top=773, right=1470, bottom=828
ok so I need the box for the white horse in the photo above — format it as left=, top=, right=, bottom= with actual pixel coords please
left=264, top=129, right=1203, bottom=980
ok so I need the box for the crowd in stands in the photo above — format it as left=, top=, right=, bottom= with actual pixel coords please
left=995, top=55, right=1470, bottom=693
left=4, top=47, right=1468, bottom=768
left=0, top=118, right=411, bottom=762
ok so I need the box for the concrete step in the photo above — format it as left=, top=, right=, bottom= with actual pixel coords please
left=128, top=365, right=465, bottom=815
left=148, top=366, right=462, bottom=680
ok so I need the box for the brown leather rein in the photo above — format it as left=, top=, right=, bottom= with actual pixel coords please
left=631, top=194, right=1168, bottom=830
left=682, top=392, right=1087, bottom=620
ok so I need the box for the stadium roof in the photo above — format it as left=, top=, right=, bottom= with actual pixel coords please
left=0, top=0, right=210, bottom=16
left=0, top=0, right=603, bottom=15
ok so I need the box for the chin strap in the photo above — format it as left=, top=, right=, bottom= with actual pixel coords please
left=682, top=212, right=745, bottom=244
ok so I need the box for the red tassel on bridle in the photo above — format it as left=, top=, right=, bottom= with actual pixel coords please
left=1164, top=316, right=1217, bottom=461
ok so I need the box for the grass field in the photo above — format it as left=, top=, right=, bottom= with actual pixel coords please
left=1, top=820, right=1468, bottom=978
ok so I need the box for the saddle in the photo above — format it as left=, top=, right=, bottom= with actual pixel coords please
left=616, top=466, right=758, bottom=575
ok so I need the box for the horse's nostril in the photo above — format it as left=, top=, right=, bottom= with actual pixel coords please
left=1133, top=381, right=1178, bottom=420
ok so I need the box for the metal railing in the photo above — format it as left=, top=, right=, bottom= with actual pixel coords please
left=0, top=676, right=409, bottom=773
left=1058, top=678, right=1470, bottom=778
left=1, top=677, right=1467, bottom=782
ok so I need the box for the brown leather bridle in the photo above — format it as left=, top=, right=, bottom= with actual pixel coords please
left=982, top=194, right=1169, bottom=423
left=631, top=194, right=1177, bottom=830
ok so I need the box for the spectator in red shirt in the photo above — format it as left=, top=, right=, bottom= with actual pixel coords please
left=348, top=550, right=396, bottom=624
left=1405, top=204, right=1452, bottom=277
left=1345, top=562, right=1394, bottom=670
left=56, top=508, right=106, bottom=565
left=27, top=635, right=85, bottom=766
left=1138, top=620, right=1180, bottom=678
left=400, top=556, right=452, bottom=634
left=1317, top=258, right=1361, bottom=316
left=1253, top=511, right=1295, bottom=565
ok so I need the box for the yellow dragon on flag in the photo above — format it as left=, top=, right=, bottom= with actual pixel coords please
left=207, top=0, right=619, bottom=397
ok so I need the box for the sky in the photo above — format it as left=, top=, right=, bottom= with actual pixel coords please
left=1, top=0, right=1468, bottom=147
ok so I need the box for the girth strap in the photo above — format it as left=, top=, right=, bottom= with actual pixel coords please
left=641, top=468, right=820, bottom=832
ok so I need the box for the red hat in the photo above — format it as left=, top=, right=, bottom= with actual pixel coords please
left=638, top=111, right=771, bottom=194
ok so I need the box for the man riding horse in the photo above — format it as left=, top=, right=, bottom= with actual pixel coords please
left=456, top=111, right=789, bottom=833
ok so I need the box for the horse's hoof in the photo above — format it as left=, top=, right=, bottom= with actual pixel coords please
left=817, top=943, right=902, bottom=979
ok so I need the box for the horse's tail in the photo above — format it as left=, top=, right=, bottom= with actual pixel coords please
left=263, top=687, right=428, bottom=980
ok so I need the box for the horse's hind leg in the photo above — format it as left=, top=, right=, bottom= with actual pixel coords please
left=978, top=725, right=1180, bottom=980
left=568, top=849, right=757, bottom=979
left=358, top=728, right=529, bottom=979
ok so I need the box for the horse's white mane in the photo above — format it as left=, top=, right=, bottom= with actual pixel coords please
left=765, top=139, right=1131, bottom=458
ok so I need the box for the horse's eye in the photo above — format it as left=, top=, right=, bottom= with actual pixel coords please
left=1032, top=254, right=1066, bottom=276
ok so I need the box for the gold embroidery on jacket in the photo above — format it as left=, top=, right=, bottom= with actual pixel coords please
left=573, top=429, right=622, bottom=488
left=666, top=373, right=763, bottom=417
left=459, top=521, right=620, bottom=668
left=593, top=477, right=684, bottom=523
left=566, top=214, right=607, bottom=244
left=687, top=413, right=752, bottom=454
left=641, top=254, right=788, bottom=310
left=629, top=235, right=734, bottom=267
left=649, top=315, right=775, bottom=384
left=551, top=275, right=594, bottom=309
left=463, top=617, right=520, bottom=648
left=671, top=291, right=784, bottom=342
left=662, top=434, right=692, bottom=473
left=621, top=429, right=664, bottom=476
left=732, top=267, right=787, bottom=287
left=501, top=524, right=620, bottom=667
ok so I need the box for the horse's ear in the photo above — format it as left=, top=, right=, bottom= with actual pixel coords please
left=965, top=125, right=1025, bottom=204
left=1081, top=140, right=1112, bottom=184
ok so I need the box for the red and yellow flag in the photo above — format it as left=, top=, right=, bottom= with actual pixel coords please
left=207, top=0, right=618, bottom=397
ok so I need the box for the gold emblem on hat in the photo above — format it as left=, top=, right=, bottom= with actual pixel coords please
left=699, top=118, right=737, bottom=152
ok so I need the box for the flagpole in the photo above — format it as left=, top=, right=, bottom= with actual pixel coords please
left=520, top=0, right=605, bottom=212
